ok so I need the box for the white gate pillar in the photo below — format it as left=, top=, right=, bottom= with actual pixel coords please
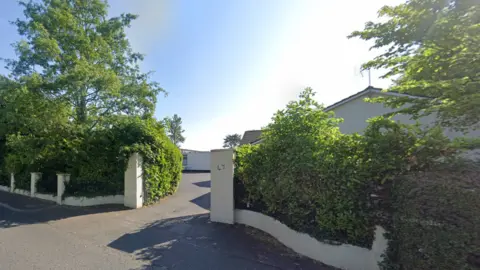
left=30, top=172, right=42, bottom=197
left=10, top=173, right=14, bottom=192
left=56, top=173, right=70, bottom=204
left=124, top=153, right=143, bottom=209
left=210, top=149, right=234, bottom=224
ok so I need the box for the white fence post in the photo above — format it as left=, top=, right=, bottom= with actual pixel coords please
left=10, top=173, right=14, bottom=192
left=124, top=153, right=143, bottom=209
left=210, top=149, right=234, bottom=224
left=56, top=173, right=70, bottom=205
left=30, top=172, right=42, bottom=197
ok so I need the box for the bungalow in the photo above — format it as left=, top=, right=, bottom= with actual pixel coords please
left=242, top=86, right=480, bottom=144
left=239, top=130, right=263, bottom=145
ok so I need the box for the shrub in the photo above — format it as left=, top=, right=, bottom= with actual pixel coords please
left=111, top=117, right=183, bottom=204
left=380, top=162, right=480, bottom=270
left=36, top=171, right=57, bottom=194
left=235, top=88, right=375, bottom=247
left=3, top=116, right=182, bottom=202
left=235, top=88, right=455, bottom=249
left=0, top=139, right=8, bottom=186
left=0, top=172, right=8, bottom=187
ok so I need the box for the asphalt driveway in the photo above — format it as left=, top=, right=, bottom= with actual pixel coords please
left=0, top=173, right=333, bottom=270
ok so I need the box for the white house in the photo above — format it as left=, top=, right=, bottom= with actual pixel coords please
left=325, top=86, right=480, bottom=139
left=247, top=86, right=480, bottom=144
left=181, top=149, right=211, bottom=171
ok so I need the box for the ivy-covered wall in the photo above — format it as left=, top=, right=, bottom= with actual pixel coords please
left=1, top=117, right=182, bottom=203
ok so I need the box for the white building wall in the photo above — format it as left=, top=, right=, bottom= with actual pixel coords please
left=184, top=151, right=211, bottom=171
left=331, top=93, right=480, bottom=139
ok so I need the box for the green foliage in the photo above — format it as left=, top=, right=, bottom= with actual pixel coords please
left=0, top=76, right=71, bottom=143
left=451, top=137, right=480, bottom=150
left=0, top=0, right=181, bottom=202
left=235, top=88, right=375, bottom=247
left=37, top=171, right=57, bottom=194
left=379, top=164, right=480, bottom=270
left=349, top=0, right=480, bottom=131
left=0, top=174, right=9, bottom=187
left=163, top=114, right=185, bottom=147
left=0, top=135, right=8, bottom=187
left=112, top=117, right=183, bottom=203
left=13, top=170, right=31, bottom=191
left=235, top=88, right=455, bottom=248
left=6, top=0, right=164, bottom=128
left=3, top=117, right=182, bottom=201
left=362, top=117, right=454, bottom=184
left=223, top=133, right=242, bottom=148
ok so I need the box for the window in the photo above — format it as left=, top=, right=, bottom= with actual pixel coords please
left=182, top=154, right=188, bottom=166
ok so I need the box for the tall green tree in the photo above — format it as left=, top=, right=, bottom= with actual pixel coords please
left=5, top=0, right=164, bottom=129
left=0, top=76, right=70, bottom=138
left=349, top=0, right=479, bottom=131
left=164, top=114, right=185, bottom=147
left=223, top=133, right=241, bottom=148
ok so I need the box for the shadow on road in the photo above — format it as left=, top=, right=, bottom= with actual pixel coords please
left=193, top=180, right=211, bottom=188
left=190, top=192, right=210, bottom=210
left=108, top=213, right=328, bottom=270
left=0, top=191, right=127, bottom=229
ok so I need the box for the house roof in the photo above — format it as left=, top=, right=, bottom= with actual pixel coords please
left=324, top=86, right=422, bottom=112
left=181, top=149, right=210, bottom=154
left=243, top=86, right=425, bottom=145
left=240, top=130, right=262, bottom=145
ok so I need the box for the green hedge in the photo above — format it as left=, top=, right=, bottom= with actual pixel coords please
left=13, top=169, right=30, bottom=190
left=0, top=171, right=9, bottom=187
left=2, top=117, right=182, bottom=202
left=234, top=88, right=454, bottom=249
left=234, top=89, right=375, bottom=247
left=109, top=117, right=183, bottom=203
left=380, top=162, right=480, bottom=270
left=0, top=139, right=9, bottom=186
left=37, top=170, right=57, bottom=194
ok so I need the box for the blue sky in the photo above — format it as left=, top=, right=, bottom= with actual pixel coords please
left=0, top=0, right=403, bottom=150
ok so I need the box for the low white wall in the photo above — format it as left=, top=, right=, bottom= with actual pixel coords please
left=63, top=195, right=124, bottom=206
left=1, top=153, right=142, bottom=208
left=34, top=193, right=56, bottom=203
left=235, top=209, right=387, bottom=270
left=12, top=188, right=30, bottom=196
left=0, top=184, right=124, bottom=207
left=0, top=186, right=56, bottom=203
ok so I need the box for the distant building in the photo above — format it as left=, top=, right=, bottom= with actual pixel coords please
left=239, top=130, right=262, bottom=145
left=242, top=86, right=479, bottom=146
left=181, top=149, right=210, bottom=171
left=325, top=86, right=479, bottom=139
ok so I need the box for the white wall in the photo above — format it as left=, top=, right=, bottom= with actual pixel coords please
left=235, top=209, right=386, bottom=270
left=209, top=148, right=389, bottom=269
left=184, top=151, right=211, bottom=171
left=331, top=93, right=480, bottom=139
